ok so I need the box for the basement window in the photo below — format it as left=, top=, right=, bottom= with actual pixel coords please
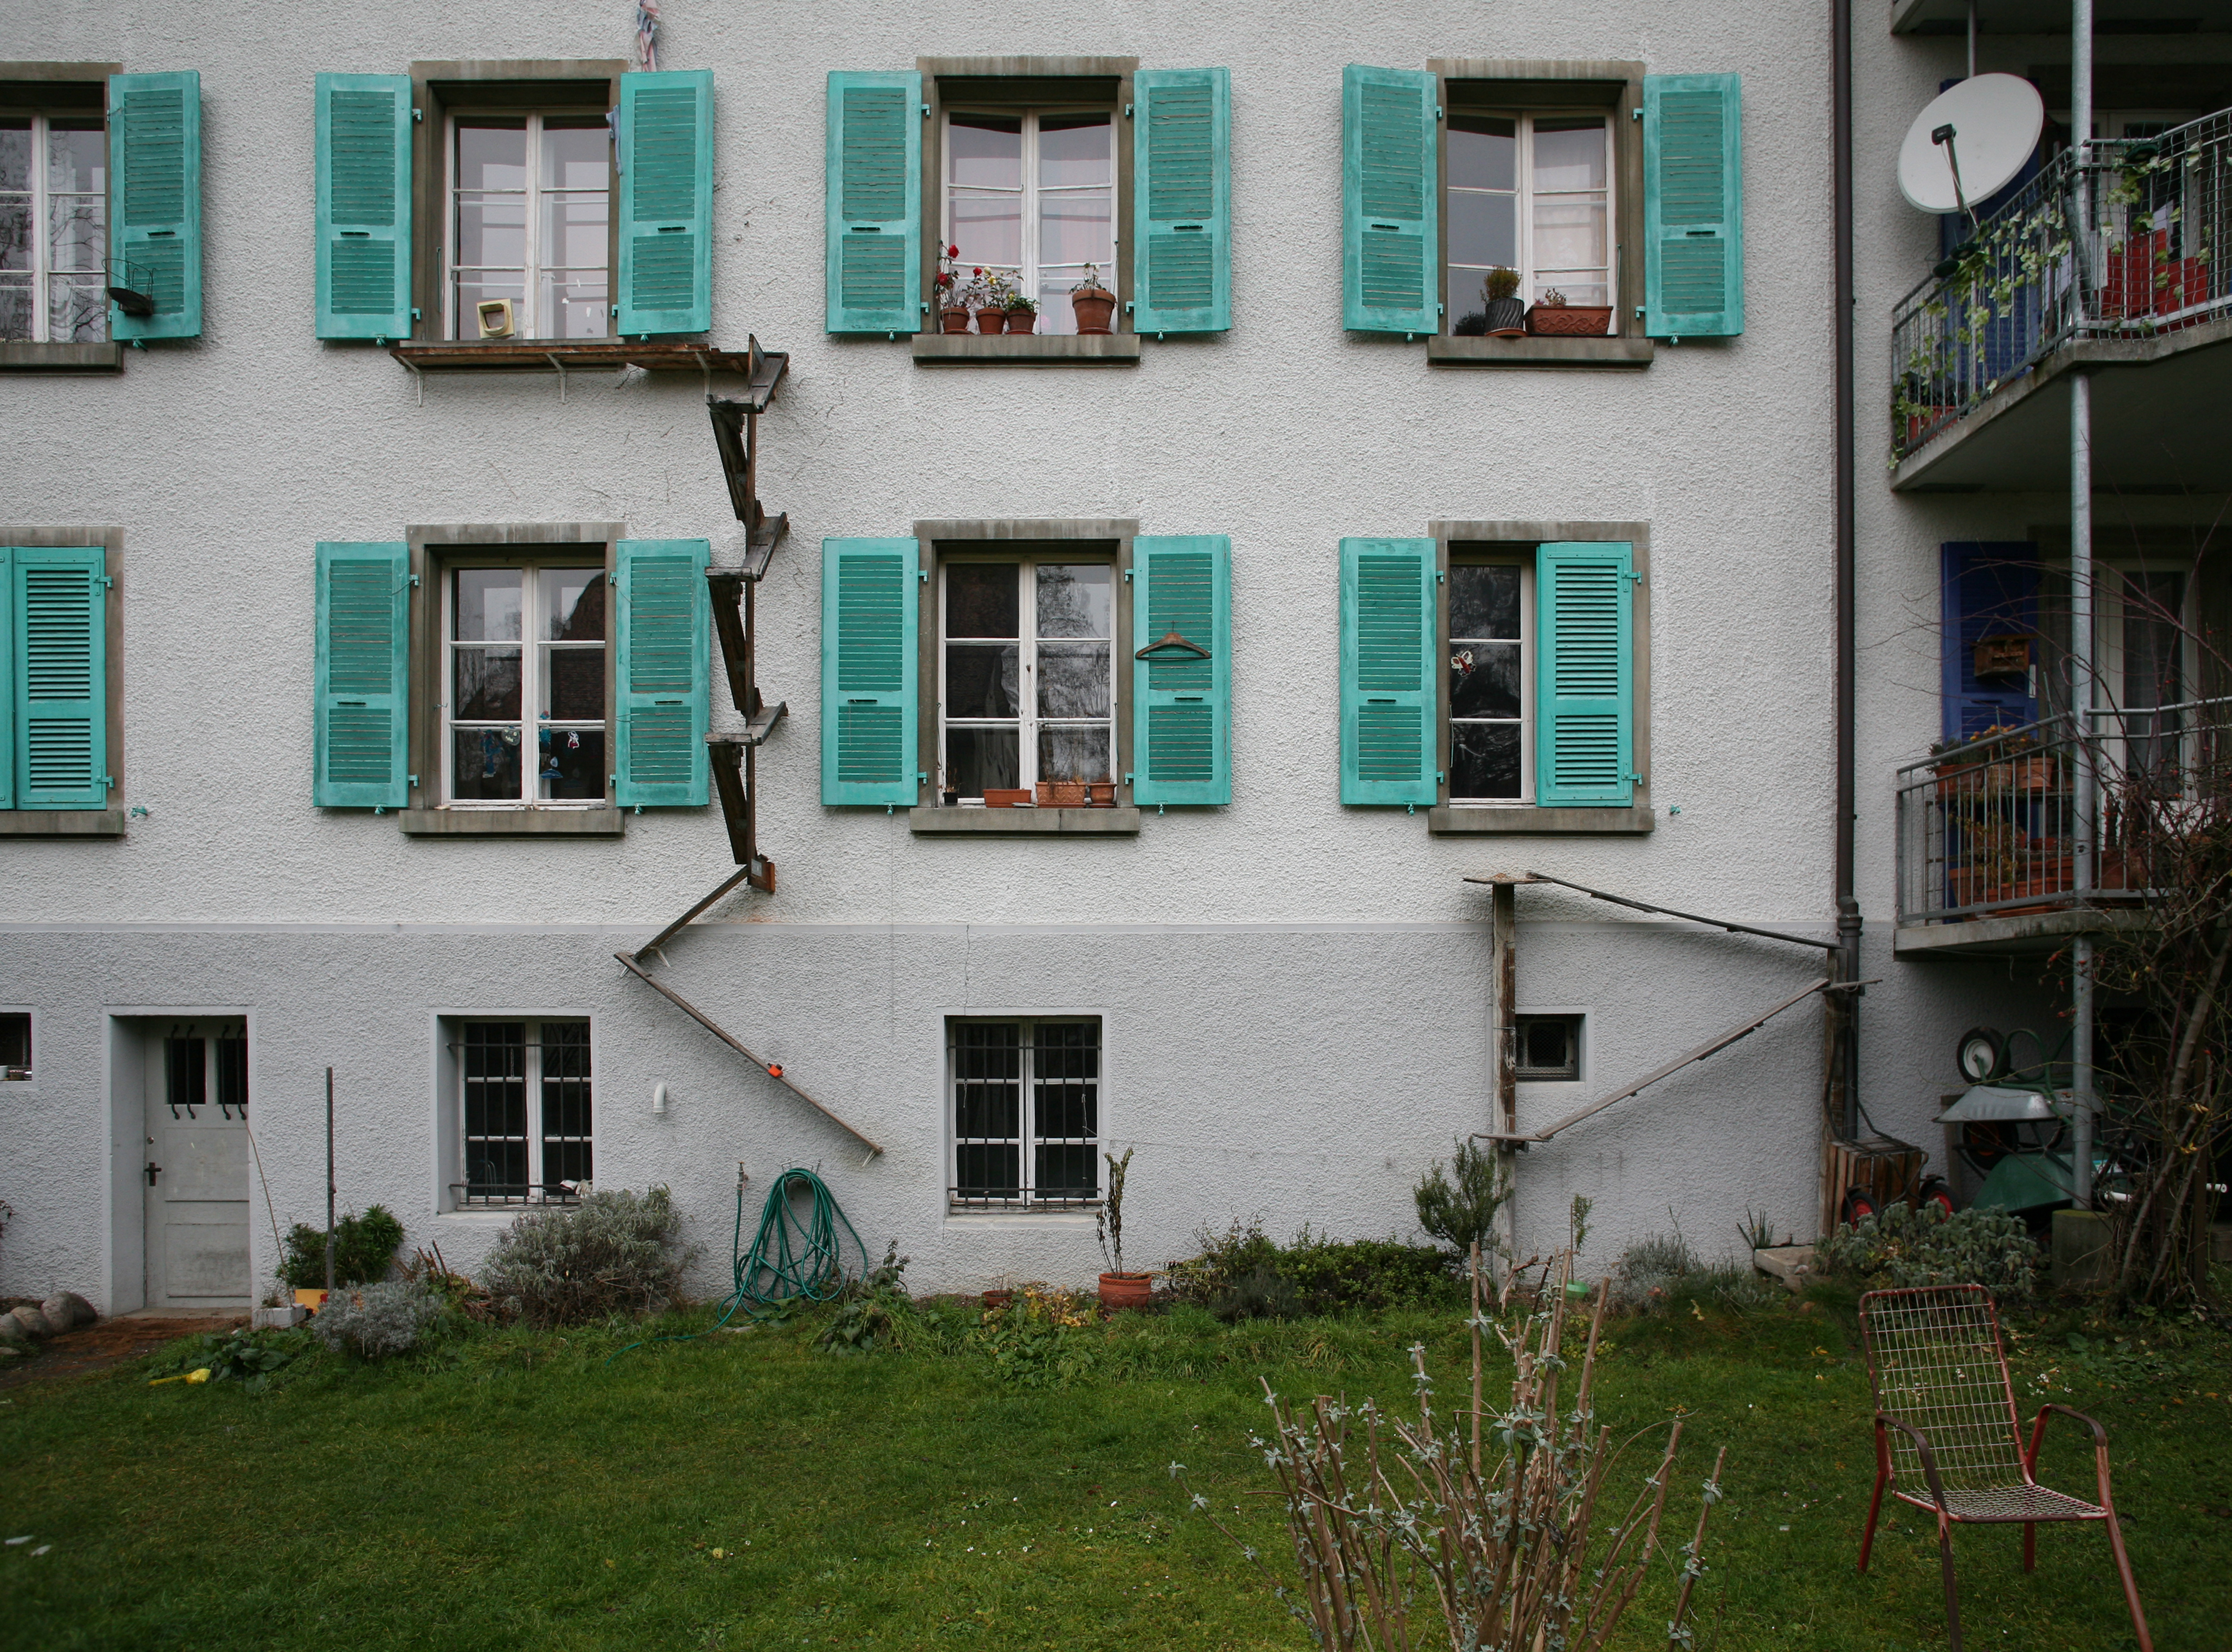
left=455, top=1019, right=593, bottom=1206
left=1, top=1011, right=29, bottom=1080
left=948, top=1018, right=1101, bottom=1210
left=1514, top=1014, right=1583, bottom=1082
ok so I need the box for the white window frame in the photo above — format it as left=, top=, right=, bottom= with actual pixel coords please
left=455, top=1017, right=593, bottom=1208
left=941, top=105, right=1117, bottom=334
left=938, top=553, right=1117, bottom=802
left=0, top=1009, right=29, bottom=1081
left=442, top=108, right=612, bottom=342
left=1447, top=553, right=1534, bottom=805
left=1513, top=1011, right=1586, bottom=1084
left=441, top=559, right=608, bottom=808
left=947, top=1016, right=1103, bottom=1212
left=0, top=108, right=108, bottom=344
left=1446, top=110, right=1615, bottom=332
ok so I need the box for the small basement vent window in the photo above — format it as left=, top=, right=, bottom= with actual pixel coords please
left=1514, top=1014, right=1581, bottom=1082
left=1, top=1012, right=28, bottom=1080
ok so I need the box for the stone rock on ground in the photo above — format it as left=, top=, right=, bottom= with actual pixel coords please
left=41, top=1292, right=96, bottom=1330
left=1, top=1308, right=51, bottom=1340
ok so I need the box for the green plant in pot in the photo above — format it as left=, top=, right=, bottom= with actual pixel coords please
left=1070, top=263, right=1116, bottom=334
left=1483, top=266, right=1525, bottom=336
left=1095, top=1147, right=1150, bottom=1310
left=1004, top=288, right=1038, bottom=335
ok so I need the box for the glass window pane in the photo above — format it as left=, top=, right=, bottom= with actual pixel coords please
left=955, top=1143, right=1021, bottom=1197
left=1535, top=280, right=1609, bottom=308
left=454, top=275, right=525, bottom=333
left=1531, top=200, right=1607, bottom=274
left=1448, top=114, right=1516, bottom=191
left=456, top=120, right=527, bottom=191
left=0, top=200, right=29, bottom=273
left=0, top=279, right=29, bottom=340
left=1039, top=114, right=1112, bottom=188
left=1446, top=189, right=1517, bottom=276
left=1034, top=285, right=1078, bottom=335
left=48, top=197, right=103, bottom=271
left=47, top=120, right=104, bottom=193
left=1038, top=725, right=1112, bottom=783
left=1524, top=1018, right=1573, bottom=1072
left=540, top=269, right=610, bottom=339
left=947, top=564, right=1019, bottom=637
left=1449, top=565, right=1521, bottom=639
left=537, top=727, right=605, bottom=800
left=542, top=121, right=610, bottom=189
left=950, top=190, right=1021, bottom=268
left=945, top=727, right=1020, bottom=798
left=455, top=647, right=523, bottom=719
left=456, top=195, right=526, bottom=269
left=1450, top=641, right=1521, bottom=718
left=0, top=120, right=28, bottom=191
left=455, top=569, right=523, bottom=641
left=546, top=569, right=606, bottom=641
left=453, top=725, right=523, bottom=800
left=948, top=114, right=1023, bottom=188
left=946, top=643, right=1019, bottom=718
left=1039, top=188, right=1112, bottom=267
left=1037, top=642, right=1110, bottom=718
left=1035, top=563, right=1110, bottom=638
left=49, top=278, right=106, bottom=343
left=544, top=645, right=605, bottom=721
left=541, top=195, right=609, bottom=270
left=1533, top=119, right=1607, bottom=191
left=1451, top=721, right=1522, bottom=800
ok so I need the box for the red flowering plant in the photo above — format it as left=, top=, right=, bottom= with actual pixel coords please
left=934, top=244, right=966, bottom=311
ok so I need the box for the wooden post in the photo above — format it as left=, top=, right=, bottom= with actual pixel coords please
left=1491, top=878, right=1520, bottom=1260
left=1470, top=1238, right=1483, bottom=1479
left=323, top=1066, right=336, bottom=1296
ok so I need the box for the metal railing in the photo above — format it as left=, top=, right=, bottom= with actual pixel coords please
left=1895, top=696, right=2232, bottom=925
left=1891, top=105, right=2232, bottom=460
left=449, top=1181, right=584, bottom=1209
left=948, top=1183, right=1102, bottom=1212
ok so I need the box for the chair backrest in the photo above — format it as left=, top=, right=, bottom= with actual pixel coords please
left=1859, top=1284, right=2028, bottom=1491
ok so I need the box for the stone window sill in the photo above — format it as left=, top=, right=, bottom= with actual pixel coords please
left=1428, top=804, right=1654, bottom=835
left=912, top=333, right=1142, bottom=365
left=0, top=808, right=126, bottom=837
left=1427, top=335, right=1653, bottom=369
left=399, top=807, right=626, bottom=837
left=910, top=805, right=1140, bottom=835
left=0, top=341, right=124, bottom=374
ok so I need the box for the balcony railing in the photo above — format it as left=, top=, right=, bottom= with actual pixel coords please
left=1895, top=696, right=2232, bottom=925
left=1891, top=105, right=2232, bottom=461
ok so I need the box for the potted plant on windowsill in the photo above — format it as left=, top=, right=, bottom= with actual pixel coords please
left=967, top=270, right=1007, bottom=334
left=1096, top=1147, right=1151, bottom=1311
left=1004, top=290, right=1038, bottom=335
left=1525, top=287, right=1614, bottom=337
left=1070, top=263, right=1116, bottom=335
left=936, top=245, right=969, bottom=334
left=1483, top=266, right=1527, bottom=336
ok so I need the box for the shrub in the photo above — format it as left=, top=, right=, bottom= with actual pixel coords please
left=479, top=1186, right=690, bottom=1327
left=1820, top=1202, right=2040, bottom=1296
left=1612, top=1232, right=1783, bottom=1315
left=147, top=1325, right=313, bottom=1389
left=1166, top=1220, right=1452, bottom=1321
left=979, top=1282, right=1099, bottom=1387
left=278, top=1205, right=405, bottom=1291
left=311, top=1280, right=440, bottom=1359
left=817, top=1243, right=913, bottom=1355
left=1413, top=1137, right=1508, bottom=1259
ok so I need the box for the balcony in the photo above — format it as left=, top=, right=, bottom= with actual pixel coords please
left=1889, top=108, right=2232, bottom=492
left=1892, top=698, right=2232, bottom=956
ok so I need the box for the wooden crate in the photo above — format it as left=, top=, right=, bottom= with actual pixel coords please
left=1822, top=1134, right=1926, bottom=1233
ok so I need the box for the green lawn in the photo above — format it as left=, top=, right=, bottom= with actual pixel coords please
left=1, top=1288, right=2225, bottom=1651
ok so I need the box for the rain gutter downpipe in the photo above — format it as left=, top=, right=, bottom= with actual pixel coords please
left=2071, top=0, right=2098, bottom=1203
left=1833, top=0, right=1862, bottom=1135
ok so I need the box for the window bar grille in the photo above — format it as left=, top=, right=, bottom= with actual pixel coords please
left=948, top=1022, right=1102, bottom=1209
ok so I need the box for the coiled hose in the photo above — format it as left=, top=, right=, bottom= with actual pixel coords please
left=609, top=1166, right=867, bottom=1361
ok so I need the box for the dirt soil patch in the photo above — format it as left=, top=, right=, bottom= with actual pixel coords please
left=0, top=1315, right=244, bottom=1391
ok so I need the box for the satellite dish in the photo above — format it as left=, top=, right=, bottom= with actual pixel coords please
left=1898, top=73, right=2045, bottom=216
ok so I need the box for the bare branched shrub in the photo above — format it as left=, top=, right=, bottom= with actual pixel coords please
left=1180, top=1250, right=1728, bottom=1651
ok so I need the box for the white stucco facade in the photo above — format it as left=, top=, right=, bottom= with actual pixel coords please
left=2, top=2, right=2130, bottom=1309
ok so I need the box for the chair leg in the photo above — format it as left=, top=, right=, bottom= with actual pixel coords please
left=2101, top=1511, right=2154, bottom=1652
left=1859, top=1467, right=1888, bottom=1571
left=1936, top=1516, right=1963, bottom=1652
left=2022, top=1521, right=2035, bottom=1573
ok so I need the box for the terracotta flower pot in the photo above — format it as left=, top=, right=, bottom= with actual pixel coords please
left=1525, top=303, right=1614, bottom=337
left=939, top=306, right=970, bottom=335
left=981, top=788, right=1032, bottom=808
left=1072, top=287, right=1116, bottom=334
left=977, top=307, right=1007, bottom=335
left=981, top=1289, right=1013, bottom=1311
left=1006, top=308, right=1037, bottom=334
left=1098, top=1272, right=1152, bottom=1312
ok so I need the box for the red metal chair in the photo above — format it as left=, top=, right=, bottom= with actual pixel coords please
left=1858, top=1285, right=2151, bottom=1652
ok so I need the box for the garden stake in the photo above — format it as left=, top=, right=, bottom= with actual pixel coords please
left=324, top=1066, right=336, bottom=1297
left=1470, top=1238, right=1483, bottom=1479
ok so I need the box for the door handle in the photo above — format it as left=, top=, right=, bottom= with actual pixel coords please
left=145, top=1162, right=162, bottom=1186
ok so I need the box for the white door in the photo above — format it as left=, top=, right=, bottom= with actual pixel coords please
left=142, top=1020, right=251, bottom=1307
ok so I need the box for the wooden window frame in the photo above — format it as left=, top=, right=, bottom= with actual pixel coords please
left=0, top=63, right=120, bottom=372
left=449, top=1015, right=594, bottom=1210
left=439, top=107, right=614, bottom=343
left=437, top=557, right=611, bottom=810
left=0, top=521, right=124, bottom=836
left=1442, top=110, right=1617, bottom=329
left=406, top=61, right=625, bottom=346
left=1445, top=550, right=1535, bottom=805
left=946, top=1014, right=1105, bottom=1213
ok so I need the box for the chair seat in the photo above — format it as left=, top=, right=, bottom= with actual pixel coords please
left=1895, top=1481, right=2105, bottom=1523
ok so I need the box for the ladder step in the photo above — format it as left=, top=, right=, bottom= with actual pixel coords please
left=706, top=701, right=788, bottom=747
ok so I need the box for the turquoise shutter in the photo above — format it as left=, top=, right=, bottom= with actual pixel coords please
left=1342, top=65, right=1437, bottom=336
left=107, top=71, right=202, bottom=341
left=1131, top=69, right=1231, bottom=334
left=1131, top=535, right=1231, bottom=805
left=0, top=548, right=12, bottom=810
left=12, top=547, right=108, bottom=810
left=1643, top=74, right=1743, bottom=338
left=313, top=543, right=409, bottom=809
left=821, top=538, right=918, bottom=805
left=314, top=73, right=413, bottom=341
left=1535, top=543, right=1636, bottom=807
left=615, top=539, right=710, bottom=805
left=825, top=71, right=922, bottom=334
left=1339, top=538, right=1437, bottom=805
left=617, top=69, right=714, bottom=336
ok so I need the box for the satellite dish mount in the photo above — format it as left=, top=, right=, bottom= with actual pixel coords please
left=1931, top=122, right=1979, bottom=234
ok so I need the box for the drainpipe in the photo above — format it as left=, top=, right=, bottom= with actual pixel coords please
left=2070, top=0, right=2098, bottom=1203
left=1833, top=0, right=1862, bottom=1135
